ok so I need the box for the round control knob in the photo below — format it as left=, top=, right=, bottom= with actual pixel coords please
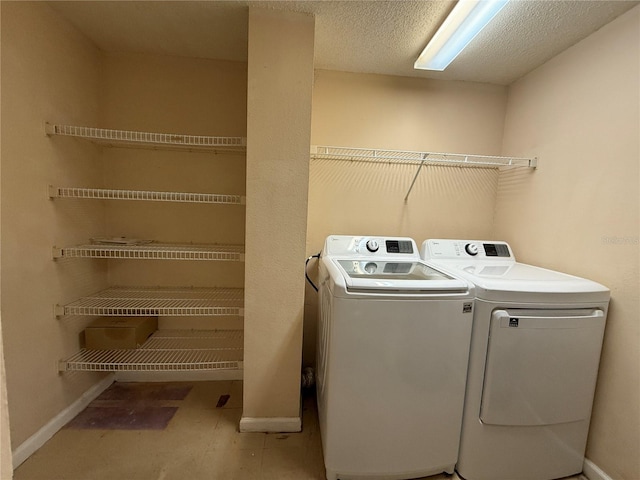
left=364, top=262, right=377, bottom=274
left=465, top=243, right=479, bottom=256
left=366, top=239, right=379, bottom=252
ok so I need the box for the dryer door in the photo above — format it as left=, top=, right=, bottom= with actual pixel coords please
left=480, top=308, right=605, bottom=426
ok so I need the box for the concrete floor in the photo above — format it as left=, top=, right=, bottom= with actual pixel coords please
left=12, top=380, right=589, bottom=480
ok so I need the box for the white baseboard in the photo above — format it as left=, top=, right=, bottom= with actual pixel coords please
left=12, top=375, right=114, bottom=469
left=583, top=458, right=614, bottom=480
left=239, top=416, right=301, bottom=433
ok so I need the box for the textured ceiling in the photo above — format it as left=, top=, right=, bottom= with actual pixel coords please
left=49, top=0, right=638, bottom=85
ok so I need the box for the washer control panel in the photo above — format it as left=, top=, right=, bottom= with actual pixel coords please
left=324, top=235, right=418, bottom=258
left=422, top=239, right=514, bottom=261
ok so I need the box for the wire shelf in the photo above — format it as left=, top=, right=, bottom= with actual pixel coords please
left=310, top=145, right=537, bottom=168
left=46, top=123, right=246, bottom=152
left=60, top=329, right=244, bottom=372
left=56, top=286, right=244, bottom=317
left=53, top=243, right=245, bottom=261
left=49, top=186, right=246, bottom=205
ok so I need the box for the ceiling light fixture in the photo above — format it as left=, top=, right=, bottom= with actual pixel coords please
left=414, top=0, right=509, bottom=71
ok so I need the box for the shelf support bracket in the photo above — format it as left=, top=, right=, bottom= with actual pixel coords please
left=54, top=304, right=65, bottom=318
left=404, top=153, right=429, bottom=203
left=48, top=185, right=59, bottom=199
left=44, top=122, right=56, bottom=136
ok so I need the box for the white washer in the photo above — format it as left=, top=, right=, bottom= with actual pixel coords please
left=317, top=235, right=475, bottom=480
left=421, top=239, right=609, bottom=480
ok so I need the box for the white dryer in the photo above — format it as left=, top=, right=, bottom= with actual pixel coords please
left=421, top=239, right=609, bottom=480
left=317, top=235, right=475, bottom=480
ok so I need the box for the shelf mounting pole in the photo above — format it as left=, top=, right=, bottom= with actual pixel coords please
left=404, top=153, right=429, bottom=203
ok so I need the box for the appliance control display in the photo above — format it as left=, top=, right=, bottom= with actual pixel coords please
left=483, top=243, right=510, bottom=257
left=385, top=240, right=414, bottom=254
left=465, top=243, right=479, bottom=256
left=366, top=239, right=380, bottom=252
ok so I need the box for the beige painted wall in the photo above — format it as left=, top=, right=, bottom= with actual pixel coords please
left=495, top=6, right=640, bottom=479
left=309, top=71, right=508, bottom=247
left=243, top=8, right=314, bottom=423
left=304, top=72, right=508, bottom=365
left=1, top=2, right=107, bottom=449
left=311, top=70, right=507, bottom=153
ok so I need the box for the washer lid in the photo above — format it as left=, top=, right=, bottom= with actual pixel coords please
left=430, top=260, right=609, bottom=302
left=333, top=259, right=469, bottom=292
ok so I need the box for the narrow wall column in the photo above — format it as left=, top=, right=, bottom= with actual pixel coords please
left=241, top=8, right=315, bottom=432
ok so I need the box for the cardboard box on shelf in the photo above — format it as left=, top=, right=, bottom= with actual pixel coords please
left=85, top=316, right=157, bottom=350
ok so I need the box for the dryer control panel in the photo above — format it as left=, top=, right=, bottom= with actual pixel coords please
left=323, top=235, right=419, bottom=258
left=421, top=239, right=515, bottom=262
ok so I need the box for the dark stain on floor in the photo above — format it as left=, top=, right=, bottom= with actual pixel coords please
left=65, top=382, right=193, bottom=430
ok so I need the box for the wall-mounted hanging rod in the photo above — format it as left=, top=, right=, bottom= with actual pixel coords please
left=310, top=145, right=537, bottom=168
left=310, top=145, right=537, bottom=202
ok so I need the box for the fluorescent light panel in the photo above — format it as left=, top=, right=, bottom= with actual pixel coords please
left=415, top=0, right=509, bottom=71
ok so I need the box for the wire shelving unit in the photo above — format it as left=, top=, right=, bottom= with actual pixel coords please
left=55, top=286, right=244, bottom=317
left=49, top=186, right=246, bottom=205
left=59, top=329, right=244, bottom=372
left=48, top=122, right=248, bottom=375
left=46, top=123, right=246, bottom=152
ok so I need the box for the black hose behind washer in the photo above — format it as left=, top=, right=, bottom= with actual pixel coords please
left=305, top=253, right=321, bottom=292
